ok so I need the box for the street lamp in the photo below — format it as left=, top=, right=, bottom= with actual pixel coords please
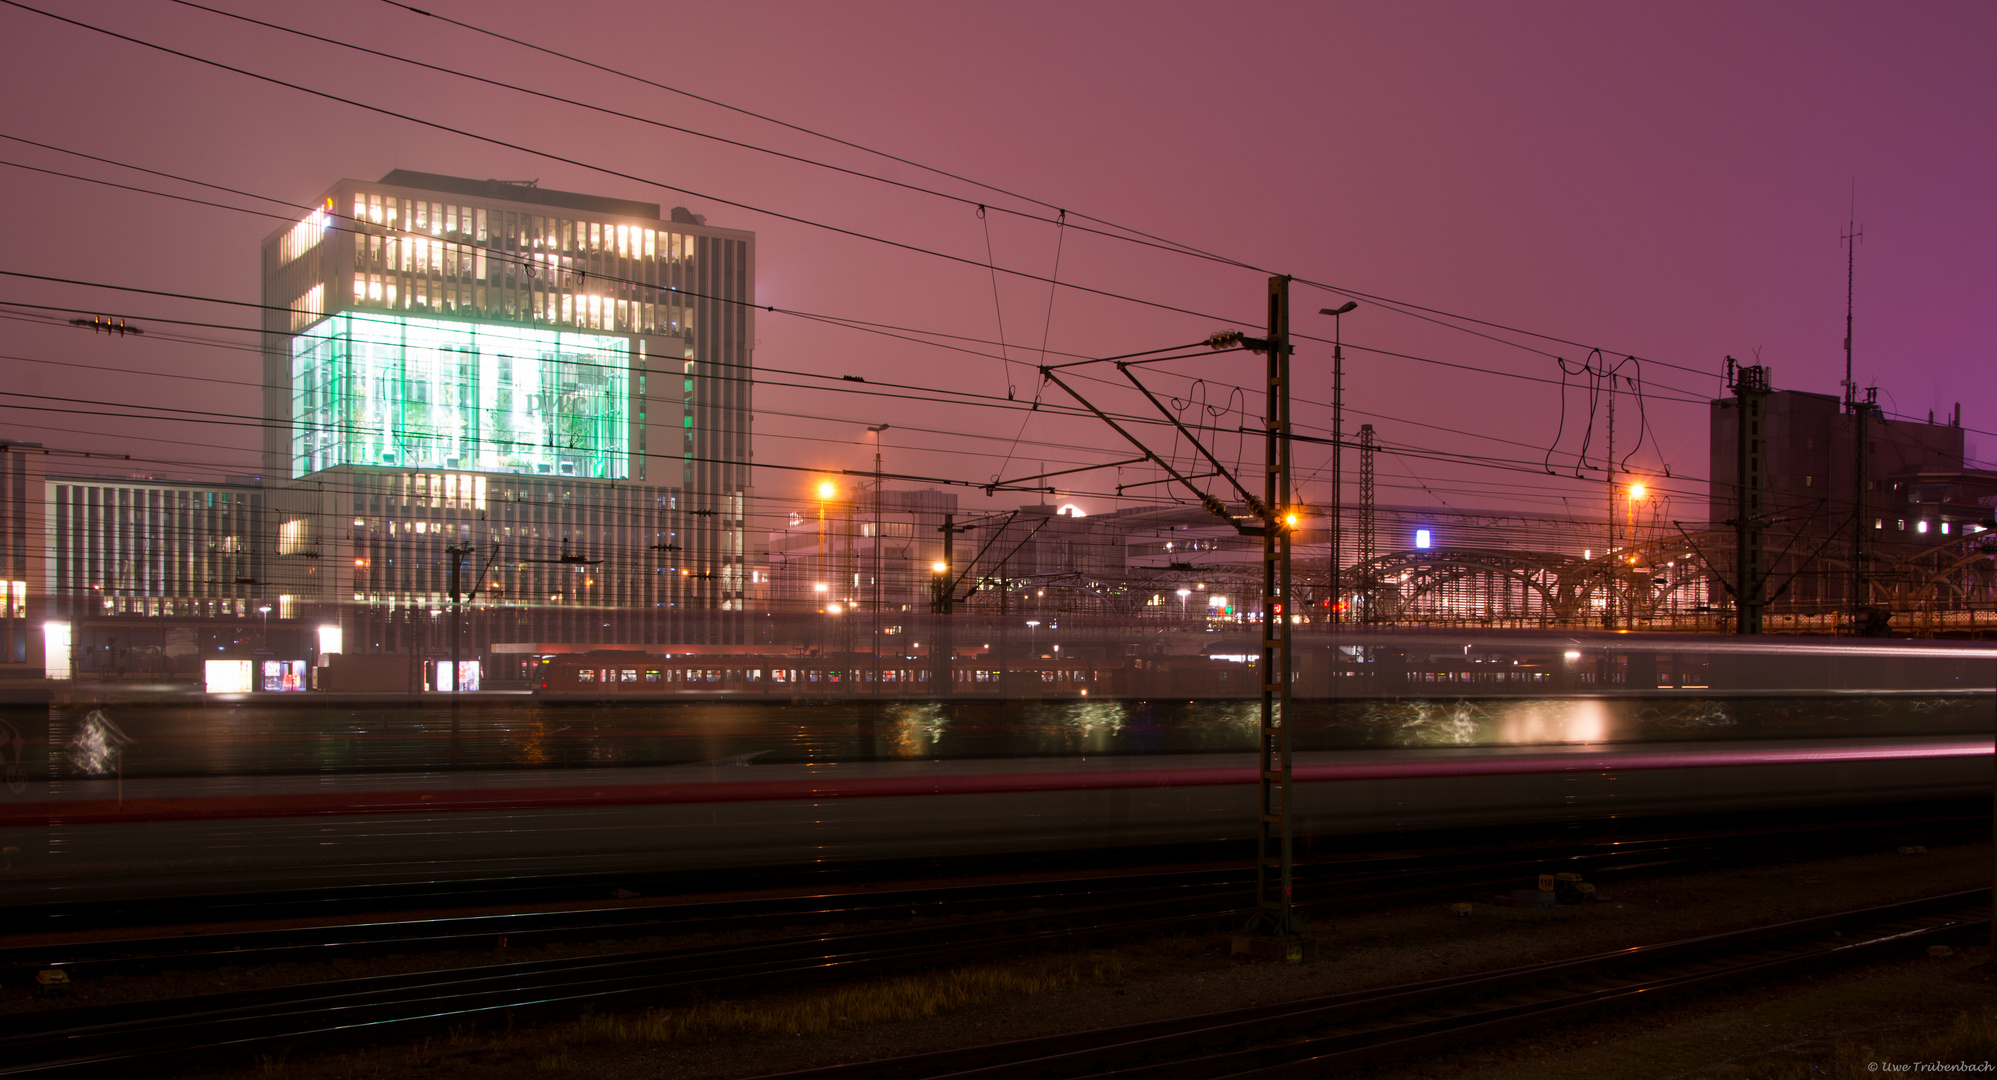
left=866, top=424, right=889, bottom=693
left=1617, top=480, right=1651, bottom=627
left=1177, top=587, right=1192, bottom=619
left=1319, top=301, right=1358, bottom=623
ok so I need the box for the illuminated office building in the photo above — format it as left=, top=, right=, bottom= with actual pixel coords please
left=0, top=443, right=43, bottom=677
left=262, top=171, right=755, bottom=670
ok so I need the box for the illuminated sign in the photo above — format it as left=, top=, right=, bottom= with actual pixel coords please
left=1415, top=528, right=1432, bottom=549
left=290, top=313, right=631, bottom=479
left=43, top=621, right=70, bottom=680
left=262, top=660, right=310, bottom=692
left=205, top=659, right=253, bottom=694
left=434, top=660, right=481, bottom=692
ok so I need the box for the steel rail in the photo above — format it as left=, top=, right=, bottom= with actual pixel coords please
left=0, top=816, right=1978, bottom=1076
left=6, top=812, right=1979, bottom=984
left=759, top=889, right=1990, bottom=1080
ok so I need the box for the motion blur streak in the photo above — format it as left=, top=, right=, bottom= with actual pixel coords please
left=8, top=738, right=1983, bottom=827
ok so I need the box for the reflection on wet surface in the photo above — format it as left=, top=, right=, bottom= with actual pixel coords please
left=6, top=693, right=1988, bottom=780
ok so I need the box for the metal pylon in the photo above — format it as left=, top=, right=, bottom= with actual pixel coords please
left=1252, top=276, right=1299, bottom=939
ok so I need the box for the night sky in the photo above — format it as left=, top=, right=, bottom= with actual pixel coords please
left=2, top=0, right=1991, bottom=533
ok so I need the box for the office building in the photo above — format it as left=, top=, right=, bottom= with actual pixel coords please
left=260, top=171, right=756, bottom=677
left=0, top=443, right=43, bottom=677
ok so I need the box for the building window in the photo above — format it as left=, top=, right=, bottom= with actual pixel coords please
left=291, top=284, right=324, bottom=331
left=277, top=519, right=310, bottom=554
left=280, top=207, right=327, bottom=264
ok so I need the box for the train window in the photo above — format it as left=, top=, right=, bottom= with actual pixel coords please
left=576, top=669, right=596, bottom=683
left=644, top=670, right=661, bottom=682
left=620, top=669, right=638, bottom=682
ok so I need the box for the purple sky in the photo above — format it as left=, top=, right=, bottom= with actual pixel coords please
left=2, top=0, right=1991, bottom=532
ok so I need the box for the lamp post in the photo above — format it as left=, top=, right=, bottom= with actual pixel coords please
left=866, top=424, right=889, bottom=694
left=930, top=560, right=948, bottom=690
left=1319, top=302, right=1358, bottom=623
left=814, top=478, right=839, bottom=632
left=1621, top=481, right=1648, bottom=626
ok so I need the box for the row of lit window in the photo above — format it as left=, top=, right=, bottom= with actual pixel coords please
left=351, top=193, right=697, bottom=263
left=290, top=284, right=325, bottom=331
left=1875, top=518, right=1984, bottom=535
left=279, top=204, right=330, bottom=263
left=100, top=597, right=256, bottom=618
left=350, top=274, right=691, bottom=336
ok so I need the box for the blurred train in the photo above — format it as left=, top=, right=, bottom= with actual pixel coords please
left=530, top=629, right=1996, bottom=700
left=5, top=630, right=1988, bottom=906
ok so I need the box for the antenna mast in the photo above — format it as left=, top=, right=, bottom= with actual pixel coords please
left=1841, top=193, right=1862, bottom=412
left=1842, top=193, right=1872, bottom=628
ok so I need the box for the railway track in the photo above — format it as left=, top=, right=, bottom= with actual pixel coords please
left=0, top=815, right=1979, bottom=1076
left=761, top=890, right=1992, bottom=1080
left=16, top=799, right=1976, bottom=935
left=5, top=812, right=1975, bottom=986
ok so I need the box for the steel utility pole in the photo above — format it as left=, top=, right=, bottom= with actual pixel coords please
left=932, top=513, right=955, bottom=696
left=446, top=541, right=473, bottom=736
left=1605, top=387, right=1617, bottom=630
left=868, top=424, right=888, bottom=693
left=1320, top=302, right=1357, bottom=622
left=1252, top=277, right=1301, bottom=955
left=1727, top=358, right=1769, bottom=634
left=1358, top=424, right=1376, bottom=620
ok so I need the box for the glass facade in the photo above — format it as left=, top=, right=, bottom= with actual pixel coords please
left=290, top=313, right=632, bottom=480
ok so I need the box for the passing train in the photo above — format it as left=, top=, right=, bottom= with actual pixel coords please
left=6, top=630, right=1988, bottom=906
left=530, top=629, right=1994, bottom=701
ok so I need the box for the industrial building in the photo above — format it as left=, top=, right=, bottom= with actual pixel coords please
left=1708, top=381, right=1997, bottom=627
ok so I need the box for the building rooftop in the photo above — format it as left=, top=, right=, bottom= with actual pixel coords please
left=375, top=170, right=662, bottom=220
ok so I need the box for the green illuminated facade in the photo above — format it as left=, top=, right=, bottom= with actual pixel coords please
left=262, top=170, right=755, bottom=653
left=290, top=313, right=635, bottom=480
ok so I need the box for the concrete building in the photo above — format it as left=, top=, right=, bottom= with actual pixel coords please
left=260, top=171, right=756, bottom=681
left=40, top=473, right=282, bottom=681
left=0, top=443, right=44, bottom=678
left=1709, top=387, right=1997, bottom=616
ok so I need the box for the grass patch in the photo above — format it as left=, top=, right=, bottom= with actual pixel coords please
left=1728, top=1009, right=1997, bottom=1079
left=224, top=950, right=1129, bottom=1078
left=563, top=952, right=1124, bottom=1045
